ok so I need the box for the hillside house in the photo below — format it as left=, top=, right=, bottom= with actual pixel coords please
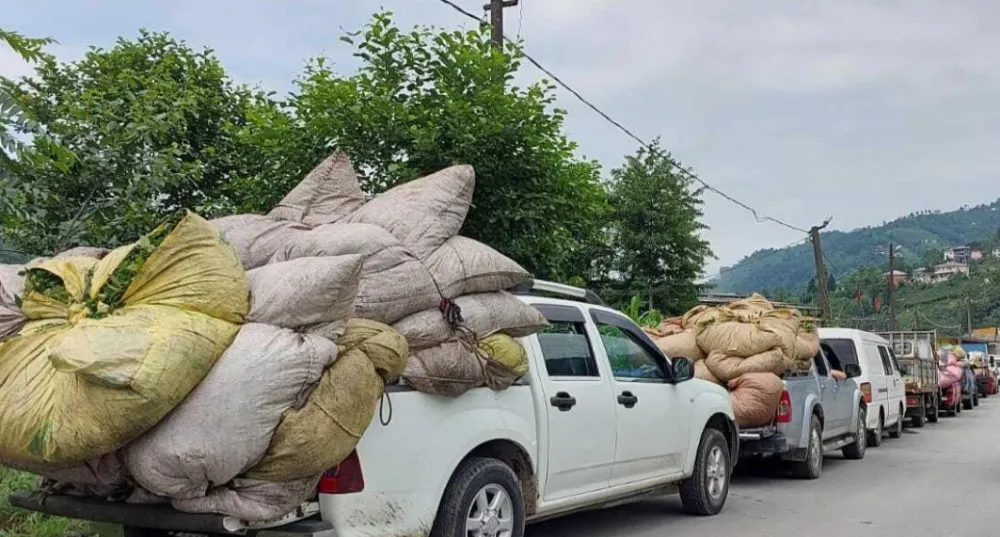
left=944, top=246, right=972, bottom=263
left=883, top=270, right=908, bottom=286
left=912, top=268, right=931, bottom=284
left=931, top=261, right=970, bottom=283
left=971, top=249, right=984, bottom=262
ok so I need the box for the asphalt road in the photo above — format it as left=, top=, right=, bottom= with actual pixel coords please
left=529, top=399, right=999, bottom=537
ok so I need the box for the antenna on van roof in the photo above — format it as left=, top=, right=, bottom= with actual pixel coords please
left=510, top=279, right=606, bottom=306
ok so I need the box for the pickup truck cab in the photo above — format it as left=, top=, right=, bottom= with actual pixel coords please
left=10, top=280, right=739, bottom=537
left=737, top=345, right=866, bottom=479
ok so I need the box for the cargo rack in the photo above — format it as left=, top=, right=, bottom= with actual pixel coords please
left=510, top=279, right=606, bottom=306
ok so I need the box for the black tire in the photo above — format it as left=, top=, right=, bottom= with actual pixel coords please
left=430, top=457, right=525, bottom=537
left=911, top=405, right=925, bottom=428
left=973, top=392, right=980, bottom=407
left=888, top=407, right=904, bottom=438
left=680, top=428, right=731, bottom=516
left=867, top=411, right=884, bottom=447
left=963, top=397, right=973, bottom=410
left=927, top=396, right=939, bottom=423
left=956, top=400, right=963, bottom=413
left=842, top=406, right=867, bottom=460
left=790, top=415, right=823, bottom=479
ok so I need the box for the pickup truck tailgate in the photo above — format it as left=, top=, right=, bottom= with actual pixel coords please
left=7, top=492, right=333, bottom=537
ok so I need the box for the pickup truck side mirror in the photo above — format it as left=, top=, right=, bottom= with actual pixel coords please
left=672, top=357, right=695, bottom=383
left=844, top=364, right=862, bottom=379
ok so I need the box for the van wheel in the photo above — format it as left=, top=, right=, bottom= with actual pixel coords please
left=680, top=428, right=730, bottom=516
left=430, top=457, right=525, bottom=537
left=790, top=416, right=823, bottom=479
left=842, top=406, right=866, bottom=460
left=867, top=412, right=884, bottom=447
left=888, top=407, right=904, bottom=438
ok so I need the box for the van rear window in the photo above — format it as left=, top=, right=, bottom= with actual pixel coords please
left=823, top=338, right=860, bottom=367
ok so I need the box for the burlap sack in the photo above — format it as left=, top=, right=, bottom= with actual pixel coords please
left=759, top=309, right=802, bottom=361
left=653, top=330, right=705, bottom=361
left=272, top=223, right=440, bottom=324
left=794, top=330, right=821, bottom=361
left=697, top=320, right=783, bottom=358
left=212, top=215, right=310, bottom=270
left=644, top=316, right=684, bottom=338
left=345, top=165, right=475, bottom=260
left=267, top=150, right=366, bottom=226
left=705, top=348, right=787, bottom=383
left=422, top=236, right=532, bottom=298
left=246, top=320, right=408, bottom=482
left=0, top=264, right=25, bottom=339
left=729, top=372, right=784, bottom=427
left=393, top=292, right=547, bottom=350
left=402, top=341, right=484, bottom=397
left=125, top=323, right=337, bottom=499
left=694, top=360, right=720, bottom=384
left=681, top=305, right=726, bottom=331
left=171, top=475, right=321, bottom=522
left=247, top=255, right=362, bottom=331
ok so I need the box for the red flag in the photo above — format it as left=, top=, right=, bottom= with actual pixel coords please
left=873, top=294, right=882, bottom=313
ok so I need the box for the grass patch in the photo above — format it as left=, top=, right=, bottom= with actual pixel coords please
left=0, top=467, right=98, bottom=537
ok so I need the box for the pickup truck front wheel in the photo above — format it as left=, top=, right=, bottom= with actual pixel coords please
left=431, top=457, right=525, bottom=537
left=680, top=428, right=730, bottom=516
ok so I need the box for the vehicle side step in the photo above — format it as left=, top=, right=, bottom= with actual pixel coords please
left=821, top=436, right=854, bottom=452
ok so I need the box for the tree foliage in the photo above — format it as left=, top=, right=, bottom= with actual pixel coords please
left=0, top=31, right=270, bottom=254
left=593, top=140, right=713, bottom=314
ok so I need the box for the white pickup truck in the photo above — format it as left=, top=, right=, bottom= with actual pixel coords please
left=11, top=281, right=738, bottom=537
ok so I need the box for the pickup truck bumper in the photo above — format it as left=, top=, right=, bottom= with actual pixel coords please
left=8, top=492, right=334, bottom=537
left=738, top=430, right=788, bottom=456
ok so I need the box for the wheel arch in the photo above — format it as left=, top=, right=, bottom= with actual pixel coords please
left=463, top=439, right=539, bottom=515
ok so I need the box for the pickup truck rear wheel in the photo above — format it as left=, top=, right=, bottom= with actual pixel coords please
left=842, top=406, right=866, bottom=460
left=431, top=457, right=525, bottom=537
left=927, top=395, right=939, bottom=423
left=789, top=415, right=823, bottom=479
left=679, top=428, right=730, bottom=516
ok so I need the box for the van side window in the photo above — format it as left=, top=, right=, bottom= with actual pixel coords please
left=595, top=323, right=667, bottom=381
left=877, top=346, right=894, bottom=375
left=537, top=322, right=600, bottom=378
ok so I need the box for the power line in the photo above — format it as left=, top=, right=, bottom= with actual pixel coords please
left=434, top=0, right=809, bottom=235
left=716, top=237, right=809, bottom=277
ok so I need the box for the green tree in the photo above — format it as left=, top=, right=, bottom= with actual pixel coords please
left=261, top=12, right=608, bottom=281
left=0, top=30, right=274, bottom=254
left=0, top=28, right=54, bottom=163
left=595, top=140, right=713, bottom=314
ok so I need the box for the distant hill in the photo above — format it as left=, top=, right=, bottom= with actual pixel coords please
left=713, top=201, right=1000, bottom=294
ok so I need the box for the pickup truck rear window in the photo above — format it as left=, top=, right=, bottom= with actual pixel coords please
left=537, top=322, right=600, bottom=378
left=823, top=338, right=860, bottom=367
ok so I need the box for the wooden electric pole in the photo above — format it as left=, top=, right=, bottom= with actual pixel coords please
left=485, top=0, right=519, bottom=48
left=967, top=296, right=973, bottom=334
left=887, top=243, right=897, bottom=331
left=810, top=218, right=833, bottom=321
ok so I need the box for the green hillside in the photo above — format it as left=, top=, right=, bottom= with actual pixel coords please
left=714, top=200, right=1000, bottom=295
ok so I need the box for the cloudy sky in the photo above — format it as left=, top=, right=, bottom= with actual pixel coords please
left=3, top=1, right=998, bottom=274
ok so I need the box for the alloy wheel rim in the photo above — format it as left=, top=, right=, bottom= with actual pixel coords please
left=466, top=484, right=515, bottom=537
left=706, top=445, right=727, bottom=501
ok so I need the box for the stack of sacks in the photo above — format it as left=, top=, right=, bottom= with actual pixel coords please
left=647, top=294, right=820, bottom=427
left=0, top=212, right=249, bottom=471
left=938, top=350, right=963, bottom=389
left=213, top=151, right=548, bottom=398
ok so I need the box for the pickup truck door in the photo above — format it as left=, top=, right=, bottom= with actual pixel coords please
left=814, top=351, right=850, bottom=436
left=531, top=304, right=618, bottom=502
left=588, top=309, right=690, bottom=487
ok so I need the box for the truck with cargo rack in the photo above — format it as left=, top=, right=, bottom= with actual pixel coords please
left=877, top=331, right=940, bottom=427
left=10, top=280, right=739, bottom=537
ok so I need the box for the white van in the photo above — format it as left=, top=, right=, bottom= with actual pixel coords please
left=818, top=328, right=906, bottom=447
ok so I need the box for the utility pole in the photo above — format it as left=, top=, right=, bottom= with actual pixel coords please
left=967, top=296, right=973, bottom=335
left=887, top=243, right=897, bottom=331
left=484, top=0, right=519, bottom=49
left=810, top=218, right=833, bottom=322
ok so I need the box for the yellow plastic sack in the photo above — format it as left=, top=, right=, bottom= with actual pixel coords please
left=479, top=333, right=528, bottom=376
left=0, top=211, right=249, bottom=466
left=246, top=319, right=408, bottom=482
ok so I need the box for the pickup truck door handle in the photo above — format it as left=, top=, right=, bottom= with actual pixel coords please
left=617, top=391, right=639, bottom=408
left=550, top=392, right=577, bottom=412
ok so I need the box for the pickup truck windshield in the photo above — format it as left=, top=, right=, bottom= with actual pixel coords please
left=823, top=338, right=860, bottom=367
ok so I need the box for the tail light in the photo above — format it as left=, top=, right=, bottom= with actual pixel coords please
left=776, top=389, right=793, bottom=423
left=318, top=449, right=365, bottom=494
left=860, top=382, right=872, bottom=404
left=907, top=396, right=920, bottom=407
